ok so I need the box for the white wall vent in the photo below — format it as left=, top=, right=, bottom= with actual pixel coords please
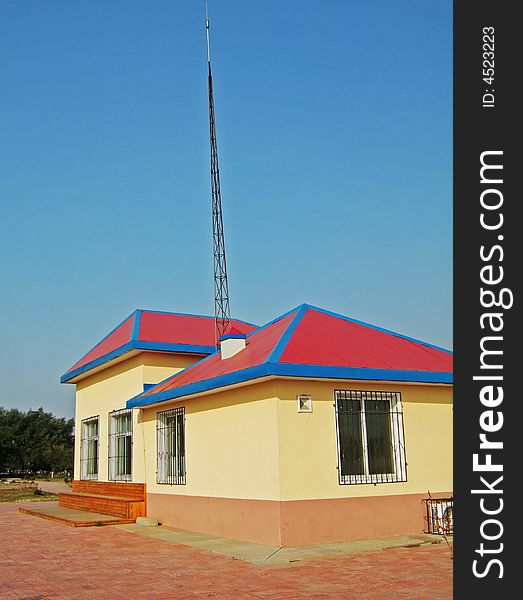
left=297, top=395, right=312, bottom=413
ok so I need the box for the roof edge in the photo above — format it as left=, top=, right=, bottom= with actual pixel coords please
left=127, top=361, right=453, bottom=408
left=60, top=340, right=216, bottom=383
left=127, top=363, right=271, bottom=408
left=60, top=308, right=258, bottom=384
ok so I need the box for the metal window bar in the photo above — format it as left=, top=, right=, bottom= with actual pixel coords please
left=80, top=416, right=99, bottom=480
left=157, top=407, right=186, bottom=485
left=108, top=409, right=133, bottom=482
left=423, top=498, right=453, bottom=534
left=335, top=390, right=407, bottom=485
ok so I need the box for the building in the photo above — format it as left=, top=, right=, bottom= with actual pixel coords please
left=60, top=303, right=453, bottom=546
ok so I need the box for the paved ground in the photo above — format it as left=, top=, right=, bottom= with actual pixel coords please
left=35, top=481, right=71, bottom=495
left=0, top=502, right=452, bottom=599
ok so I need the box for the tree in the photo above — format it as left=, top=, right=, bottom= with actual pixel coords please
left=0, top=407, right=74, bottom=475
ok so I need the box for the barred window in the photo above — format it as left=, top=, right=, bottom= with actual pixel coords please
left=80, top=416, right=99, bottom=480
left=335, top=390, right=407, bottom=485
left=157, top=407, right=185, bottom=484
left=108, top=409, right=132, bottom=481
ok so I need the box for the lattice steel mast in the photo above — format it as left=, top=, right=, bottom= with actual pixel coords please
left=206, top=1, right=230, bottom=347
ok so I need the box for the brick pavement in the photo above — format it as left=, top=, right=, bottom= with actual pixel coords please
left=0, top=502, right=452, bottom=599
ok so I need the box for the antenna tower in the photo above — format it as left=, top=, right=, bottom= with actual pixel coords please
left=206, top=1, right=230, bottom=347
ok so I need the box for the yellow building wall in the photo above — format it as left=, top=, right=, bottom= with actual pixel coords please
left=137, top=378, right=452, bottom=502
left=275, top=379, right=453, bottom=500
left=72, top=366, right=452, bottom=545
left=140, top=381, right=281, bottom=500
left=73, top=352, right=201, bottom=482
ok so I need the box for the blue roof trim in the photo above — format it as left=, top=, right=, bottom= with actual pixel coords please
left=304, top=304, right=453, bottom=354
left=60, top=308, right=137, bottom=383
left=61, top=308, right=259, bottom=383
left=267, top=304, right=308, bottom=363
left=127, top=364, right=271, bottom=408
left=220, top=333, right=247, bottom=341
left=131, top=309, right=142, bottom=341
left=126, top=361, right=452, bottom=408
left=62, top=302, right=451, bottom=386
left=62, top=309, right=136, bottom=378
left=60, top=342, right=135, bottom=383
left=60, top=340, right=216, bottom=383
left=129, top=348, right=221, bottom=400
left=268, top=362, right=453, bottom=384
left=133, top=341, right=215, bottom=354
left=91, top=310, right=136, bottom=347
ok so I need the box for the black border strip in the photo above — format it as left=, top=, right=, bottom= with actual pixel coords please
left=454, top=1, right=518, bottom=595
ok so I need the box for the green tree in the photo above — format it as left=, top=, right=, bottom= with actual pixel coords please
left=0, top=407, right=74, bottom=475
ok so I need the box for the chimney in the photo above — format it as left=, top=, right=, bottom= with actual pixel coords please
left=220, top=333, right=246, bottom=359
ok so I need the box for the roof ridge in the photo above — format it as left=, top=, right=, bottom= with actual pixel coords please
left=131, top=309, right=142, bottom=341
left=266, top=304, right=309, bottom=364
left=242, top=303, right=306, bottom=339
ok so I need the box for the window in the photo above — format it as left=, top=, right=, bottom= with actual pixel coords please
left=157, top=407, right=185, bottom=484
left=108, top=409, right=132, bottom=481
left=335, top=390, right=407, bottom=484
left=80, top=416, right=99, bottom=480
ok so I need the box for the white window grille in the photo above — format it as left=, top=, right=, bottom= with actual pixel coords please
left=108, top=409, right=132, bottom=481
left=335, top=390, right=407, bottom=484
left=157, top=407, right=185, bottom=484
left=80, top=416, right=99, bottom=480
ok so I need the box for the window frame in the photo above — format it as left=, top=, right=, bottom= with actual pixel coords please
left=108, top=408, right=133, bottom=482
left=334, top=390, right=407, bottom=485
left=80, top=416, right=100, bottom=481
left=157, top=407, right=186, bottom=485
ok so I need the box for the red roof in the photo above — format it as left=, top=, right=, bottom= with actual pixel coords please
left=278, top=308, right=451, bottom=371
left=137, top=312, right=254, bottom=347
left=139, top=310, right=298, bottom=398
left=129, top=304, right=452, bottom=408
left=61, top=310, right=257, bottom=382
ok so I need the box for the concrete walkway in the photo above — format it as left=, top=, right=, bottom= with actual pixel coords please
left=117, top=522, right=450, bottom=566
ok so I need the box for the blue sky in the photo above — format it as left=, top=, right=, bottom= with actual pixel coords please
left=0, top=1, right=452, bottom=418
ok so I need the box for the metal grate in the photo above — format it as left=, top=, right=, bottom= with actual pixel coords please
left=157, top=407, right=186, bottom=485
left=335, top=390, right=407, bottom=485
left=80, top=416, right=99, bottom=480
left=108, top=409, right=132, bottom=481
left=423, top=497, right=453, bottom=534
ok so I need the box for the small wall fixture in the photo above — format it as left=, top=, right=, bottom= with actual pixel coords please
left=297, top=395, right=312, bottom=413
